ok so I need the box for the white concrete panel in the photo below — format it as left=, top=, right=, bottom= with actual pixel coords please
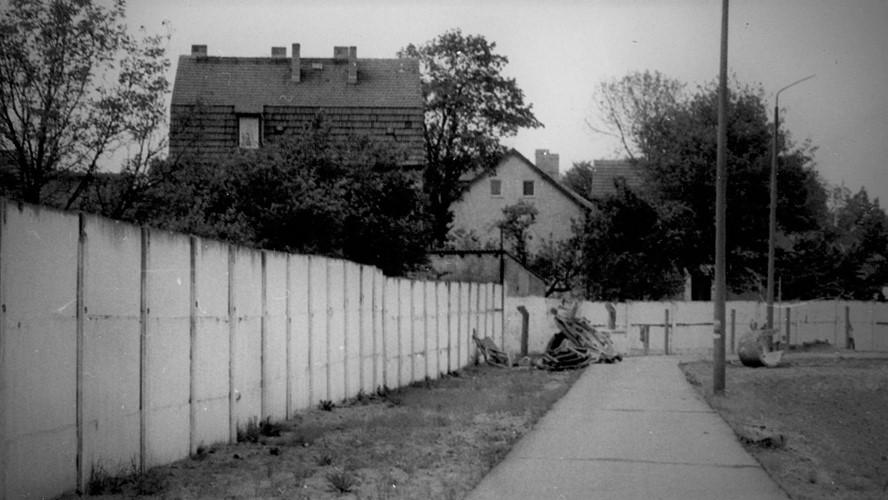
left=1, top=203, right=79, bottom=499
left=425, top=281, right=438, bottom=379
left=287, top=255, right=310, bottom=413
left=344, top=262, right=362, bottom=399
left=231, top=247, right=262, bottom=433
left=787, top=301, right=835, bottom=345
left=436, top=282, right=448, bottom=376
left=372, top=270, right=385, bottom=389
left=263, top=252, right=288, bottom=421
left=398, top=279, right=412, bottom=386
left=847, top=302, right=874, bottom=350
left=327, top=260, right=346, bottom=402
left=459, top=283, right=470, bottom=367
left=144, top=229, right=191, bottom=467
left=383, top=277, right=400, bottom=388
left=81, top=215, right=141, bottom=476
left=412, top=281, right=426, bottom=382
left=308, top=257, right=328, bottom=405
left=359, top=266, right=375, bottom=394
left=448, top=283, right=460, bottom=372
left=192, top=239, right=230, bottom=448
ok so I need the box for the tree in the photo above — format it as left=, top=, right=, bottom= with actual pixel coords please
left=632, top=80, right=828, bottom=294
left=561, top=161, right=596, bottom=201
left=530, top=233, right=586, bottom=297
left=579, top=182, right=687, bottom=300
left=124, top=118, right=431, bottom=276
left=0, top=0, right=169, bottom=204
left=587, top=70, right=684, bottom=161
left=496, top=201, right=538, bottom=265
left=399, top=29, right=542, bottom=243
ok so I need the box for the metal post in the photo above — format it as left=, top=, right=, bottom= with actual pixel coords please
left=713, top=0, right=730, bottom=394
left=767, top=74, right=815, bottom=334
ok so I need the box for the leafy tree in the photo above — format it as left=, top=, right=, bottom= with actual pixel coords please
left=124, top=119, right=430, bottom=276
left=631, top=80, right=827, bottom=294
left=579, top=181, right=687, bottom=301
left=399, top=29, right=542, bottom=243
left=561, top=161, right=596, bottom=201
left=530, top=233, right=586, bottom=297
left=828, top=187, right=888, bottom=298
left=588, top=70, right=684, bottom=161
left=0, top=0, right=170, bottom=204
left=496, top=201, right=538, bottom=265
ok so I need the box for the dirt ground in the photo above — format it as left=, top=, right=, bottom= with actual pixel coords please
left=66, top=363, right=580, bottom=499
left=681, top=348, right=888, bottom=500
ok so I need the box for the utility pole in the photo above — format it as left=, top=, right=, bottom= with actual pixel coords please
left=766, top=74, right=816, bottom=336
left=713, top=0, right=729, bottom=394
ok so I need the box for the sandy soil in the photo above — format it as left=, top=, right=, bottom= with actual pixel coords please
left=66, top=363, right=581, bottom=499
left=681, top=349, right=888, bottom=500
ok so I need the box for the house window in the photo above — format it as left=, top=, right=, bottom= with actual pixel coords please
left=238, top=116, right=260, bottom=149
left=523, top=180, right=535, bottom=196
left=490, top=179, right=502, bottom=196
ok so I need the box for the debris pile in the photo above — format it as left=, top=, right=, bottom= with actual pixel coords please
left=472, top=332, right=512, bottom=368
left=538, top=306, right=622, bottom=371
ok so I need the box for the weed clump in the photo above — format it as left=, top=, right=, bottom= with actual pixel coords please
left=326, top=468, right=359, bottom=493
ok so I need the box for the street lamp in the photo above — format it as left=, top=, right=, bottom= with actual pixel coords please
left=766, top=74, right=815, bottom=337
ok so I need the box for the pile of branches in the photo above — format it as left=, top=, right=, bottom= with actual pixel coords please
left=538, top=307, right=622, bottom=371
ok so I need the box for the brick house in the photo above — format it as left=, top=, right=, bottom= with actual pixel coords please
left=169, top=44, right=425, bottom=166
left=449, top=149, right=593, bottom=254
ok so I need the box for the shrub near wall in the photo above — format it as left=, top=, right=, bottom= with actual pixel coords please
left=0, top=199, right=502, bottom=499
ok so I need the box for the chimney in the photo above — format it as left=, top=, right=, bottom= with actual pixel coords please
left=291, top=43, right=301, bottom=83
left=347, top=46, right=357, bottom=84
left=333, top=46, right=349, bottom=61
left=271, top=46, right=286, bottom=58
left=191, top=44, right=207, bottom=57
left=535, top=149, right=560, bottom=178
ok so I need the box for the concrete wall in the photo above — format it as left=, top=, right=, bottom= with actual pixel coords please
left=504, top=297, right=888, bottom=358
left=0, top=199, right=503, bottom=499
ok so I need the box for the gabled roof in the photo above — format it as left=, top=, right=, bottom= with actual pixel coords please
left=589, top=159, right=644, bottom=199
left=171, top=55, right=423, bottom=112
left=466, top=149, right=595, bottom=211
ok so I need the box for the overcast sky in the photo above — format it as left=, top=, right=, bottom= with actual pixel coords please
left=128, top=0, right=888, bottom=203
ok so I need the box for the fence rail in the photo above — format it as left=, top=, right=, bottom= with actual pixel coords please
left=0, top=199, right=503, bottom=499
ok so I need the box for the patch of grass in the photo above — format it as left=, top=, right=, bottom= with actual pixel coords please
left=86, top=460, right=165, bottom=496
left=316, top=451, right=334, bottom=466
left=237, top=417, right=261, bottom=443
left=326, top=468, right=359, bottom=493
left=260, top=417, right=282, bottom=437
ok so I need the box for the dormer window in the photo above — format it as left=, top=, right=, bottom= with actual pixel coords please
left=238, top=116, right=260, bottom=149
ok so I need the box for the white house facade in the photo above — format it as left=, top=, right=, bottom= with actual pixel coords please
left=449, top=150, right=592, bottom=254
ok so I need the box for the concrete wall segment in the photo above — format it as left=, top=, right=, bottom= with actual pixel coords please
left=1, top=202, right=79, bottom=499
left=81, top=215, right=141, bottom=478
left=263, top=252, right=288, bottom=421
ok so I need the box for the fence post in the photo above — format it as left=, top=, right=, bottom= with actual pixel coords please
left=518, top=306, right=529, bottom=356
left=845, top=305, right=855, bottom=350
left=641, top=325, right=650, bottom=355
left=785, top=307, right=791, bottom=347
left=75, top=214, right=86, bottom=492
left=730, top=308, right=736, bottom=354
left=139, top=227, right=149, bottom=473
left=664, top=309, right=671, bottom=355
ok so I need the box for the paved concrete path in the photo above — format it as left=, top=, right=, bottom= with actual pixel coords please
left=466, top=356, right=787, bottom=500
